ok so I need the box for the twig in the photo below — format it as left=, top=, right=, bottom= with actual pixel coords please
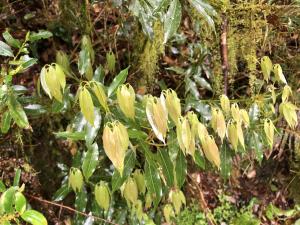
left=26, top=194, right=118, bottom=225
left=187, top=174, right=217, bottom=225
left=220, top=14, right=229, bottom=96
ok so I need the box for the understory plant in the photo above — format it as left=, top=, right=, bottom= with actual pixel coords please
left=37, top=33, right=298, bottom=224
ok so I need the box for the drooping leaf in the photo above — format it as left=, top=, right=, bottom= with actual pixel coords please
left=260, top=56, right=272, bottom=82
left=250, top=131, right=263, bottom=164
left=157, top=149, right=174, bottom=187
left=144, top=159, right=162, bottom=208
left=1, top=111, right=12, bottom=134
left=7, top=94, right=29, bottom=128
left=82, top=143, right=99, bottom=180
left=21, top=210, right=48, bottom=225
left=0, top=40, right=14, bottom=57
left=164, top=0, right=182, bottom=43
left=74, top=188, right=88, bottom=225
left=220, top=143, right=232, bottom=179
left=107, top=67, right=129, bottom=97
left=175, top=149, right=187, bottom=188
left=52, top=183, right=71, bottom=202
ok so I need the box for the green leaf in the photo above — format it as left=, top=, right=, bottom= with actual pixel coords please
left=157, top=149, right=174, bottom=187
left=3, top=30, right=21, bottom=48
left=29, top=30, right=52, bottom=42
left=52, top=183, right=71, bottom=202
left=0, top=187, right=16, bottom=214
left=54, top=131, right=86, bottom=141
left=112, top=150, right=136, bottom=192
left=107, top=67, right=129, bottom=97
left=175, top=150, right=186, bottom=189
left=194, top=150, right=205, bottom=169
left=84, top=109, right=101, bottom=145
left=164, top=0, right=182, bottom=43
left=188, top=0, right=216, bottom=30
left=74, top=188, right=87, bottom=224
left=82, top=143, right=99, bottom=180
left=78, top=49, right=91, bottom=76
left=220, top=143, right=232, bottom=179
left=249, top=103, right=259, bottom=122
left=250, top=131, right=263, bottom=164
left=1, top=111, right=12, bottom=134
left=194, top=76, right=212, bottom=91
left=15, top=192, right=26, bottom=214
left=13, top=169, right=21, bottom=187
left=128, top=128, right=148, bottom=140
left=93, top=65, right=105, bottom=83
left=0, top=40, right=14, bottom=57
left=7, top=94, right=29, bottom=128
left=144, top=158, right=162, bottom=208
left=21, top=210, right=47, bottom=225
left=0, top=180, right=6, bottom=192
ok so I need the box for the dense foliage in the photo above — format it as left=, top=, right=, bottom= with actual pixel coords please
left=0, top=0, right=299, bottom=225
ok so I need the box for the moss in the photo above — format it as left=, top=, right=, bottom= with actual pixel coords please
left=138, top=21, right=165, bottom=92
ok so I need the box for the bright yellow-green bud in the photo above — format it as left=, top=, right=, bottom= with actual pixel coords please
left=240, top=109, right=250, bottom=127
left=122, top=177, right=138, bottom=204
left=177, top=116, right=195, bottom=157
left=236, top=121, right=245, bottom=150
left=261, top=56, right=272, bottom=82
left=95, top=181, right=110, bottom=211
left=163, top=204, right=175, bottom=223
left=102, top=121, right=129, bottom=175
left=79, top=87, right=95, bottom=126
left=220, top=94, right=230, bottom=115
left=117, top=84, right=135, bottom=119
left=211, top=108, right=226, bottom=141
left=279, top=102, right=298, bottom=129
left=164, top=89, right=181, bottom=124
left=264, top=119, right=275, bottom=149
left=227, top=121, right=238, bottom=151
left=187, top=111, right=199, bottom=137
left=274, top=64, right=287, bottom=84
left=231, top=103, right=240, bottom=122
left=40, top=64, right=65, bottom=102
left=56, top=50, right=71, bottom=75
left=146, top=95, right=168, bottom=143
left=197, top=122, right=209, bottom=144
left=68, top=167, right=83, bottom=193
left=106, top=51, right=116, bottom=73
left=282, top=85, right=292, bottom=103
left=133, top=169, right=146, bottom=194
left=145, top=192, right=152, bottom=209
left=201, top=134, right=221, bottom=168
left=91, top=81, right=109, bottom=112
left=169, top=190, right=186, bottom=215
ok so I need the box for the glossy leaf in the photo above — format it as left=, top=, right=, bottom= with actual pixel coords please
left=21, top=210, right=48, bottom=225
left=7, top=94, right=29, bottom=128
left=15, top=192, right=26, bottom=214
left=3, top=30, right=21, bottom=48
left=13, top=169, right=21, bottom=186
left=82, top=143, right=99, bottom=180
left=0, top=40, right=14, bottom=57
left=74, top=188, right=88, bottom=225
left=175, top=150, right=187, bottom=188
left=54, top=131, right=86, bottom=141
left=52, top=183, right=71, bottom=201
left=0, top=187, right=16, bottom=213
left=157, top=149, right=174, bottom=187
left=164, top=0, right=182, bottom=43
left=112, top=150, right=136, bottom=192
left=144, top=159, right=162, bottom=208
left=107, top=67, right=129, bottom=97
